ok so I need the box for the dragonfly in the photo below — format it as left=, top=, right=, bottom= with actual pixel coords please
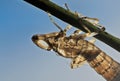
left=32, top=6, right=120, bottom=80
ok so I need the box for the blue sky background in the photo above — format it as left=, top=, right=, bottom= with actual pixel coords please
left=0, top=0, right=120, bottom=81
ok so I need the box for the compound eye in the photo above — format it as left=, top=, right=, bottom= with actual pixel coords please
left=37, top=40, right=51, bottom=50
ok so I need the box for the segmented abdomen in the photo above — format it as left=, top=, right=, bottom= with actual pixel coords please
left=54, top=37, right=120, bottom=81
left=78, top=40, right=120, bottom=81
left=88, top=51, right=120, bottom=81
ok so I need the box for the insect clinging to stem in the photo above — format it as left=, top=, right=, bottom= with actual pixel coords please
left=32, top=13, right=120, bottom=81
left=32, top=4, right=120, bottom=81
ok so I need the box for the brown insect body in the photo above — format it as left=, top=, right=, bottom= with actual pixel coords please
left=32, top=30, right=120, bottom=81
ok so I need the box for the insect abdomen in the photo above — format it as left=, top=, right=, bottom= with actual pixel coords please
left=88, top=52, right=120, bottom=81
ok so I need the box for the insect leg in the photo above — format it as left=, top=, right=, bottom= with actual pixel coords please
left=69, top=29, right=82, bottom=38
left=47, top=13, right=63, bottom=31
left=80, top=29, right=98, bottom=39
left=63, top=24, right=72, bottom=32
left=73, top=30, right=82, bottom=35
left=79, top=18, right=98, bottom=38
left=64, top=3, right=70, bottom=11
left=80, top=16, right=105, bottom=32
left=71, top=55, right=86, bottom=69
left=64, top=3, right=81, bottom=17
left=64, top=3, right=98, bottom=36
left=89, top=38, right=96, bottom=44
left=64, top=3, right=105, bottom=32
left=83, top=27, right=97, bottom=43
left=48, top=12, right=72, bottom=33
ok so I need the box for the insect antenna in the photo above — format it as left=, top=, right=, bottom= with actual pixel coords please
left=47, top=13, right=63, bottom=31
left=65, top=3, right=70, bottom=11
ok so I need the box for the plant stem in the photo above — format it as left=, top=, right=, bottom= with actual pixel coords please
left=24, top=0, right=120, bottom=52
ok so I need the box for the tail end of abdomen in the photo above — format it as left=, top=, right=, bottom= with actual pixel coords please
left=88, top=52, right=120, bottom=81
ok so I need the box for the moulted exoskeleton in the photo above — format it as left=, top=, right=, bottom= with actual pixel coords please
left=32, top=13, right=120, bottom=81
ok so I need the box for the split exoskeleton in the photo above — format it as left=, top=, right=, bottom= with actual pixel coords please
left=32, top=8, right=105, bottom=68
left=32, top=14, right=101, bottom=68
left=32, top=6, right=120, bottom=81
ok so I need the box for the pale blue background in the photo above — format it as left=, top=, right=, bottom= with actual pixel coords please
left=0, top=0, right=120, bottom=81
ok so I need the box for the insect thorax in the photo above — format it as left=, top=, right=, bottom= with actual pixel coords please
left=47, top=35, right=101, bottom=61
